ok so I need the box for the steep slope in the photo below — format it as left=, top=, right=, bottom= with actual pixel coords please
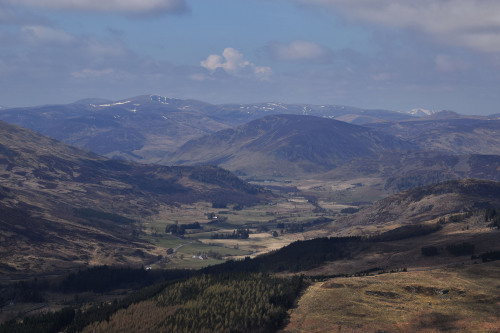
left=0, top=120, right=268, bottom=276
left=336, top=179, right=500, bottom=232
left=164, top=114, right=415, bottom=178
left=321, top=151, right=500, bottom=193
left=367, top=112, right=500, bottom=155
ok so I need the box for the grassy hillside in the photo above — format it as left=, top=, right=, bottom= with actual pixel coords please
left=284, top=262, right=500, bottom=332
left=368, top=115, right=500, bottom=155
left=165, top=114, right=414, bottom=178
left=0, top=120, right=269, bottom=276
left=332, top=179, right=500, bottom=234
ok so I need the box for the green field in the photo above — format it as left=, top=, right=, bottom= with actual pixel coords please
left=137, top=187, right=363, bottom=270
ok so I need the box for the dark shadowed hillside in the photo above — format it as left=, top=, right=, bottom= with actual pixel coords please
left=0, top=120, right=269, bottom=276
left=164, top=114, right=415, bottom=178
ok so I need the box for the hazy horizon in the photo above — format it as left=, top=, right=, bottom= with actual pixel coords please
left=1, top=0, right=500, bottom=115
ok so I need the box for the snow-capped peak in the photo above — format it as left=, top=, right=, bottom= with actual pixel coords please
left=407, top=108, right=435, bottom=117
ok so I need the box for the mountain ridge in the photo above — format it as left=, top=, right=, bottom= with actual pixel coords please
left=0, top=95, right=419, bottom=165
left=164, top=114, right=415, bottom=178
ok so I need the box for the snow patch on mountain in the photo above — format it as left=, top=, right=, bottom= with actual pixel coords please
left=407, top=108, right=435, bottom=117
left=151, top=94, right=170, bottom=104
left=93, top=100, right=132, bottom=108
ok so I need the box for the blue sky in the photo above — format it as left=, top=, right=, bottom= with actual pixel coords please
left=1, top=0, right=500, bottom=115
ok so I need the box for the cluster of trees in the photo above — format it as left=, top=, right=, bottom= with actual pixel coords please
left=211, top=228, right=250, bottom=239
left=61, top=266, right=150, bottom=293
left=438, top=211, right=473, bottom=224
left=203, top=236, right=365, bottom=275
left=212, top=202, right=227, bottom=209
left=0, top=280, right=46, bottom=306
left=275, top=217, right=332, bottom=234
left=446, top=242, right=475, bottom=256
left=421, top=246, right=439, bottom=257
left=485, top=208, right=500, bottom=229
left=1, top=272, right=304, bottom=333
left=0, top=277, right=186, bottom=333
left=281, top=223, right=303, bottom=233
left=370, top=224, right=441, bottom=242
left=156, top=273, right=305, bottom=333
left=340, top=207, right=360, bottom=214
left=422, top=242, right=476, bottom=257
left=0, top=307, right=75, bottom=333
left=478, top=251, right=500, bottom=262
left=165, top=222, right=201, bottom=236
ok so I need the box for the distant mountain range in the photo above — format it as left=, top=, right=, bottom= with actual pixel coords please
left=0, top=95, right=228, bottom=163
left=1, top=94, right=499, bottom=185
left=0, top=95, right=429, bottom=164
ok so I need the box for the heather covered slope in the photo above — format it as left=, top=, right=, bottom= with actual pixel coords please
left=319, top=151, right=500, bottom=194
left=367, top=113, right=500, bottom=155
left=330, top=178, right=500, bottom=234
left=0, top=120, right=268, bottom=276
left=165, top=114, right=414, bottom=178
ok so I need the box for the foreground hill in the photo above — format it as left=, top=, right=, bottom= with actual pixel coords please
left=2, top=175, right=500, bottom=331
left=0, top=120, right=268, bottom=276
left=285, top=263, right=500, bottom=332
left=165, top=114, right=414, bottom=178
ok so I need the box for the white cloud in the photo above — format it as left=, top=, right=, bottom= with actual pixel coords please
left=434, top=54, right=469, bottom=72
left=295, top=0, right=500, bottom=53
left=267, top=40, right=330, bottom=61
left=201, top=48, right=272, bottom=79
left=189, top=73, right=207, bottom=81
left=71, top=68, right=114, bottom=78
left=84, top=38, right=128, bottom=57
left=0, top=0, right=188, bottom=16
left=371, top=72, right=392, bottom=82
left=21, top=25, right=75, bottom=44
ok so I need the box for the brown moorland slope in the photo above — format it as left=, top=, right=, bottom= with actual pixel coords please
left=331, top=178, right=500, bottom=234
left=283, top=262, right=500, bottom=333
left=0, top=120, right=269, bottom=277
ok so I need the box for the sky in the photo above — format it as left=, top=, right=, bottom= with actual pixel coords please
left=1, top=0, right=500, bottom=115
